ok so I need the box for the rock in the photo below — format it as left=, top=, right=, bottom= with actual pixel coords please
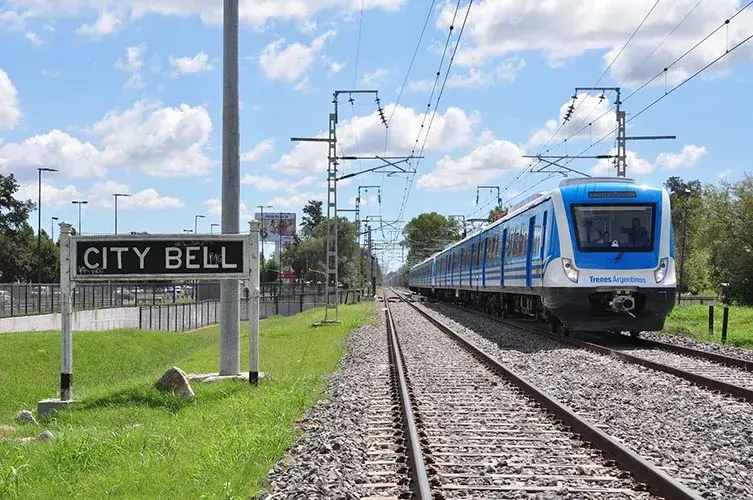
left=16, top=410, right=37, bottom=424
left=36, top=430, right=54, bottom=441
left=0, top=425, right=17, bottom=438
left=155, top=366, right=195, bottom=400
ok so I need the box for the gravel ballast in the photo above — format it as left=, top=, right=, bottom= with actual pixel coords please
left=414, top=301, right=753, bottom=500
left=260, top=317, right=392, bottom=499
left=641, top=330, right=753, bottom=363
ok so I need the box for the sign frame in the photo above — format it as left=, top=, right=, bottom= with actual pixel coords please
left=70, top=233, right=252, bottom=282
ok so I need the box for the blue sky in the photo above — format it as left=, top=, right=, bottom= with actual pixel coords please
left=1, top=0, right=752, bottom=271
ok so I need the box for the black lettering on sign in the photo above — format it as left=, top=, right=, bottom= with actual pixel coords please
left=73, top=239, right=246, bottom=277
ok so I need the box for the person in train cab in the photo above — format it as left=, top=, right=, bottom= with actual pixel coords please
left=621, top=217, right=649, bottom=246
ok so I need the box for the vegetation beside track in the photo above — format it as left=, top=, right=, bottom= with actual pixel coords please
left=662, top=304, right=753, bottom=349
left=0, top=302, right=374, bottom=499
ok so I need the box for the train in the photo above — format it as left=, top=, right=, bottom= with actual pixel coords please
left=408, top=177, right=677, bottom=336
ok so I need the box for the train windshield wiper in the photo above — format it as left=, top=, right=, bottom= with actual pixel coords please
left=614, top=251, right=625, bottom=263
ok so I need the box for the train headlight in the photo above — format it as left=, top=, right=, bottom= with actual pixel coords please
left=654, top=257, right=668, bottom=283
left=562, top=258, right=579, bottom=283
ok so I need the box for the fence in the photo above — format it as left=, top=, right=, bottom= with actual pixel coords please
left=677, top=296, right=717, bottom=306
left=0, top=282, right=330, bottom=319
left=138, top=289, right=365, bottom=332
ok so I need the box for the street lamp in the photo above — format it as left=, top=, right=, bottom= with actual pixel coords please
left=113, top=193, right=131, bottom=234
left=194, top=214, right=206, bottom=234
left=51, top=217, right=59, bottom=241
left=36, top=167, right=57, bottom=290
left=71, top=200, right=88, bottom=234
left=183, top=229, right=193, bottom=233
left=678, top=188, right=692, bottom=302
left=210, top=223, right=220, bottom=234
left=257, top=204, right=272, bottom=259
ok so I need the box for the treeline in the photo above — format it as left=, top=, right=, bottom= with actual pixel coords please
left=0, top=174, right=61, bottom=283
left=279, top=200, right=382, bottom=287
left=666, top=175, right=753, bottom=305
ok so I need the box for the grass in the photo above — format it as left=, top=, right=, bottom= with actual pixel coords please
left=662, top=304, right=753, bottom=349
left=0, top=302, right=376, bottom=499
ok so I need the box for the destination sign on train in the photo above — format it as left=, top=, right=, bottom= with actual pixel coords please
left=71, top=235, right=250, bottom=280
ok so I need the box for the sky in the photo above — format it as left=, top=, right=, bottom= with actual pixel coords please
left=0, top=0, right=752, bottom=272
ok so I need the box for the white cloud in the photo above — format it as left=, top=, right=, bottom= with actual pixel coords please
left=271, top=103, right=480, bottom=175
left=18, top=181, right=182, bottom=211
left=114, top=44, right=146, bottom=89
left=591, top=149, right=655, bottom=176
left=496, top=56, right=526, bottom=82
left=440, top=0, right=753, bottom=87
left=204, top=198, right=252, bottom=221
left=0, top=99, right=212, bottom=179
left=240, top=175, right=287, bottom=191
left=2, top=0, right=406, bottom=32
left=258, top=30, right=335, bottom=86
left=0, top=68, right=22, bottom=129
left=526, top=92, right=616, bottom=150
left=417, top=137, right=528, bottom=190
left=76, top=10, right=121, bottom=36
left=25, top=31, right=42, bottom=45
left=241, top=138, right=275, bottom=162
left=655, top=144, right=708, bottom=170
left=360, top=68, right=389, bottom=87
left=169, top=51, right=214, bottom=76
left=267, top=191, right=326, bottom=209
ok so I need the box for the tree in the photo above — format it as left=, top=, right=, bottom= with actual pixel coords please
left=300, top=200, right=323, bottom=238
left=0, top=173, right=36, bottom=282
left=664, top=176, right=703, bottom=294
left=488, top=205, right=508, bottom=222
left=401, top=212, right=462, bottom=266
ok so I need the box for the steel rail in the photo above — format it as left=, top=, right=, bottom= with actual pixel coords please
left=391, top=289, right=703, bottom=500
left=383, top=295, right=433, bottom=499
left=628, top=336, right=753, bottom=371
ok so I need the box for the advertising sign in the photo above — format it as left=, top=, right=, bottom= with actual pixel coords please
left=71, top=234, right=250, bottom=281
left=254, top=212, right=296, bottom=243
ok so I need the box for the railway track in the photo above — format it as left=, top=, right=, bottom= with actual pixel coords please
left=381, top=289, right=702, bottom=499
left=404, top=291, right=753, bottom=404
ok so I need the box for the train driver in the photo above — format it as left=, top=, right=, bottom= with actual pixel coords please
left=621, top=217, right=649, bottom=246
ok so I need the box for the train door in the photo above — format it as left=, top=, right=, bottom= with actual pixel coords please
left=450, top=252, right=454, bottom=286
left=482, top=237, right=488, bottom=287
left=540, top=210, right=548, bottom=272
left=526, top=216, right=536, bottom=287
left=500, top=228, right=507, bottom=287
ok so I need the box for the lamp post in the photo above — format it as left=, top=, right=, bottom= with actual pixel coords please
left=113, top=193, right=131, bottom=234
left=194, top=214, right=206, bottom=234
left=278, top=212, right=283, bottom=286
left=71, top=200, right=88, bottom=234
left=210, top=223, right=220, bottom=234
left=257, top=205, right=272, bottom=259
left=36, top=167, right=57, bottom=293
left=183, top=229, right=193, bottom=233
left=678, top=188, right=692, bottom=302
left=51, top=217, right=59, bottom=241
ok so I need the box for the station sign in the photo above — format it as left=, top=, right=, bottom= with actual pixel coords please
left=71, top=234, right=250, bottom=281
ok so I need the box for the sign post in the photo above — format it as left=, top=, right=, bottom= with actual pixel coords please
left=248, top=220, right=260, bottom=385
left=38, top=228, right=256, bottom=418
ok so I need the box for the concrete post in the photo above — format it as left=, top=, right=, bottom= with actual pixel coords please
left=249, top=220, right=260, bottom=385
left=220, top=0, right=241, bottom=376
left=60, top=222, right=73, bottom=400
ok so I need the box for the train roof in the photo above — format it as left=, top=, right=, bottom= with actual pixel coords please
left=409, top=177, right=664, bottom=271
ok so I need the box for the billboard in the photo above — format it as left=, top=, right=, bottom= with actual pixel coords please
left=255, top=212, right=296, bottom=243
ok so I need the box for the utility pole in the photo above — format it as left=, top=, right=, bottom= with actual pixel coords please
left=291, top=89, right=413, bottom=324
left=220, top=0, right=241, bottom=375
left=524, top=87, right=675, bottom=178
left=367, top=224, right=373, bottom=297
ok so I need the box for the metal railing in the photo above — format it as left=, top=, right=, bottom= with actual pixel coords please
left=138, top=289, right=365, bottom=332
left=0, top=282, right=331, bottom=318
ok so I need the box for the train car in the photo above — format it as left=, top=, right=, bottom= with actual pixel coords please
left=408, top=177, right=677, bottom=336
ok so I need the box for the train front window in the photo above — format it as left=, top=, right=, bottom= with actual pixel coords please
left=572, top=204, right=654, bottom=251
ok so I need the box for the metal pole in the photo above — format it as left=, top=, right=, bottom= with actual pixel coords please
left=51, top=217, right=58, bottom=241
left=249, top=220, right=260, bottom=384
left=37, top=168, right=42, bottom=290
left=679, top=198, right=689, bottom=299
left=278, top=213, right=282, bottom=285
left=59, top=222, right=73, bottom=400
left=220, top=0, right=241, bottom=375
left=114, top=195, right=118, bottom=234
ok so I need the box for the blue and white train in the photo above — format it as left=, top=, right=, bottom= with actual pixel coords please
left=408, top=177, right=677, bottom=336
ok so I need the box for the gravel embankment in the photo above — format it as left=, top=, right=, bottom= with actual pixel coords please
left=414, top=301, right=753, bottom=500
left=260, top=318, right=390, bottom=499
left=641, top=330, right=753, bottom=363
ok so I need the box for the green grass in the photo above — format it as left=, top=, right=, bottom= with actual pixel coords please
left=0, top=302, right=375, bottom=499
left=662, top=304, right=753, bottom=349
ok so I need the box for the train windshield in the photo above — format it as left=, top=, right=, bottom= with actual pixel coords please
left=572, top=204, right=655, bottom=252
